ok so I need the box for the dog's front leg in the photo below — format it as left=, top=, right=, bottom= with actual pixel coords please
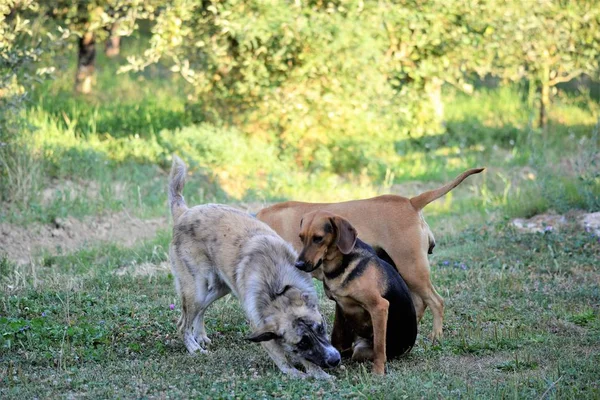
left=369, top=299, right=390, bottom=375
left=297, top=359, right=332, bottom=380
left=331, top=303, right=354, bottom=358
left=261, top=342, right=306, bottom=378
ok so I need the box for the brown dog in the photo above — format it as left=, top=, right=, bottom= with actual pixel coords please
left=296, top=210, right=417, bottom=375
left=257, top=168, right=484, bottom=341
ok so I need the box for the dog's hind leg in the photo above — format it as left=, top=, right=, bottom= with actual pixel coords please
left=192, top=272, right=230, bottom=348
left=179, top=287, right=206, bottom=354
left=424, top=283, right=444, bottom=341
left=170, top=250, right=204, bottom=354
left=411, top=292, right=425, bottom=321
left=386, top=241, right=444, bottom=342
left=177, top=258, right=221, bottom=354
left=351, top=337, right=374, bottom=362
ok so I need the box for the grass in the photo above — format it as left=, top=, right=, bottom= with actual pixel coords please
left=1, top=32, right=600, bottom=399
left=1, top=43, right=598, bottom=224
left=1, top=222, right=598, bottom=398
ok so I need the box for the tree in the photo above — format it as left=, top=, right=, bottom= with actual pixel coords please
left=125, top=1, right=401, bottom=174
left=487, top=0, right=600, bottom=129
left=0, top=0, right=63, bottom=204
left=48, top=0, right=157, bottom=93
left=378, top=0, right=496, bottom=133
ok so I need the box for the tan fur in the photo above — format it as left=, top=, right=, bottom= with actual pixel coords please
left=297, top=211, right=416, bottom=375
left=168, top=157, right=339, bottom=378
left=258, top=167, right=484, bottom=341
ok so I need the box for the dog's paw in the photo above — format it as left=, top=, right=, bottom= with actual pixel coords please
left=428, top=330, right=443, bottom=344
left=195, top=333, right=212, bottom=347
left=184, top=334, right=208, bottom=355
left=282, top=368, right=307, bottom=379
left=310, top=370, right=334, bottom=380
left=351, top=338, right=374, bottom=362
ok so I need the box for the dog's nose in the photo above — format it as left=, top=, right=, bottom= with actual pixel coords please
left=295, top=261, right=306, bottom=270
left=326, top=351, right=341, bottom=368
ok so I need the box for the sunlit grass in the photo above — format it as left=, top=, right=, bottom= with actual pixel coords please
left=2, top=48, right=597, bottom=225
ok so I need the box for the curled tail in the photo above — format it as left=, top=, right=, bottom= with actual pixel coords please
left=409, top=167, right=485, bottom=211
left=168, top=155, right=188, bottom=221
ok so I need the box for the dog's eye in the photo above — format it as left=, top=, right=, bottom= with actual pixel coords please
left=312, top=236, right=323, bottom=244
left=297, top=336, right=310, bottom=350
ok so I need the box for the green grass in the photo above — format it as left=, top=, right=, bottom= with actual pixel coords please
left=1, top=30, right=600, bottom=399
left=1, top=48, right=598, bottom=225
left=1, top=222, right=598, bottom=398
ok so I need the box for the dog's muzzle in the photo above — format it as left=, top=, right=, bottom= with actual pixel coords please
left=324, top=349, right=341, bottom=368
left=295, top=259, right=322, bottom=273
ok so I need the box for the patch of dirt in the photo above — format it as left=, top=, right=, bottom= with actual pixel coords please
left=544, top=318, right=588, bottom=337
left=41, top=179, right=130, bottom=205
left=0, top=212, right=167, bottom=264
left=113, top=261, right=171, bottom=277
left=581, top=212, right=600, bottom=236
left=512, top=213, right=568, bottom=233
left=512, top=211, right=600, bottom=234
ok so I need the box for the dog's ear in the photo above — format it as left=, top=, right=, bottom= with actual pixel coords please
left=331, top=216, right=357, bottom=254
left=246, top=326, right=280, bottom=343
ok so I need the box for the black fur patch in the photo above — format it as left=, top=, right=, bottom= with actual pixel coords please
left=324, top=253, right=358, bottom=280
left=374, top=247, right=396, bottom=269
left=343, top=256, right=370, bottom=286
left=428, top=239, right=435, bottom=254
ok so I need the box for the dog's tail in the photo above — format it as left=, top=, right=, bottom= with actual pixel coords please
left=168, top=155, right=188, bottom=222
left=409, top=167, right=485, bottom=211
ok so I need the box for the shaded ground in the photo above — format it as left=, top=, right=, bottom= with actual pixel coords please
left=0, top=212, right=167, bottom=264
left=0, top=202, right=267, bottom=265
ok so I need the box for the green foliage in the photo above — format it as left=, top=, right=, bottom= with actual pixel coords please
left=0, top=1, right=58, bottom=205
left=481, top=0, right=600, bottom=126
left=124, top=1, right=402, bottom=175
left=48, top=0, right=158, bottom=37
left=569, top=309, right=596, bottom=327
left=2, top=0, right=600, bottom=221
left=487, top=0, right=600, bottom=84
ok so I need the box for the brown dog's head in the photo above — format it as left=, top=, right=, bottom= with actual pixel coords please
left=295, top=211, right=358, bottom=273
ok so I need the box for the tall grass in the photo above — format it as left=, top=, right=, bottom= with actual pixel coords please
left=2, top=54, right=598, bottom=224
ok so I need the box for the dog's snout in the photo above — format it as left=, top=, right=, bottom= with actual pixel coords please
left=325, top=350, right=341, bottom=368
left=295, top=260, right=307, bottom=270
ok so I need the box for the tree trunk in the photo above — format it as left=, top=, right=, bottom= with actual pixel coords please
left=75, top=32, right=96, bottom=94
left=425, top=77, right=445, bottom=132
left=527, top=77, right=536, bottom=110
left=539, top=82, right=549, bottom=130
left=105, top=23, right=120, bottom=57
